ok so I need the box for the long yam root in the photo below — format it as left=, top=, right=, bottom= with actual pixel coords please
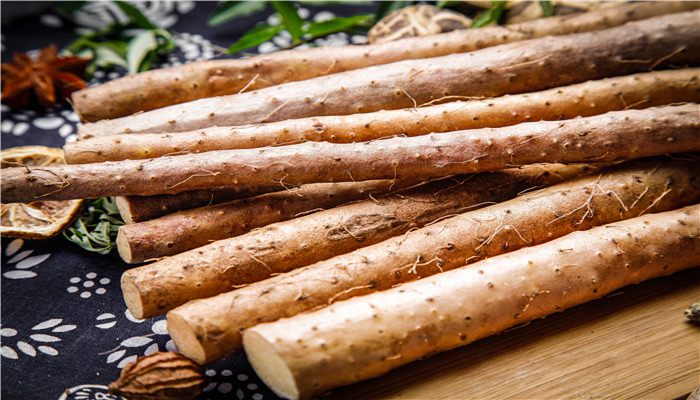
left=243, top=204, right=700, bottom=400
left=166, top=159, right=700, bottom=364
left=71, top=2, right=699, bottom=123
left=121, top=163, right=596, bottom=319
left=117, top=179, right=414, bottom=263
left=4, top=105, right=700, bottom=203
left=65, top=69, right=700, bottom=163
left=76, top=11, right=700, bottom=138
left=115, top=185, right=280, bottom=223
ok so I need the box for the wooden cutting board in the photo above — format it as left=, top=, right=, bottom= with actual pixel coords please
left=329, top=267, right=700, bottom=400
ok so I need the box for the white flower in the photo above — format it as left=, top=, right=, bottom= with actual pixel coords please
left=66, top=272, right=110, bottom=298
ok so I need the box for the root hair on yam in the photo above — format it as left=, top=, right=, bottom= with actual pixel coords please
left=167, top=170, right=221, bottom=189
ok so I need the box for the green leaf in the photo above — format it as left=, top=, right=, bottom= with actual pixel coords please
left=139, top=51, right=156, bottom=72
left=539, top=0, right=554, bottom=17
left=208, top=1, right=268, bottom=26
left=271, top=1, right=304, bottom=42
left=154, top=28, right=175, bottom=53
left=303, top=14, right=374, bottom=39
left=436, top=0, right=461, bottom=8
left=65, top=15, right=175, bottom=75
left=126, top=30, right=158, bottom=74
left=375, top=1, right=408, bottom=21
left=84, top=40, right=129, bottom=56
left=94, top=46, right=128, bottom=69
left=115, top=1, right=157, bottom=29
left=74, top=48, right=93, bottom=58
left=63, top=198, right=125, bottom=255
left=66, top=39, right=87, bottom=54
left=67, top=35, right=128, bottom=75
left=298, top=0, right=371, bottom=4
left=227, top=23, right=283, bottom=54
left=471, top=0, right=506, bottom=28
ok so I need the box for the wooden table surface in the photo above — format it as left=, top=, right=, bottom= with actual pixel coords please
left=329, top=267, right=700, bottom=400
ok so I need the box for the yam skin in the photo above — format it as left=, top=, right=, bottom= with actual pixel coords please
left=117, top=179, right=414, bottom=263
left=243, top=205, right=700, bottom=400
left=116, top=186, right=281, bottom=224
left=5, top=104, right=700, bottom=203
left=166, top=160, right=700, bottom=364
left=71, top=1, right=699, bottom=123
left=121, top=163, right=595, bottom=319
left=76, top=11, right=700, bottom=138
left=65, top=69, right=700, bottom=164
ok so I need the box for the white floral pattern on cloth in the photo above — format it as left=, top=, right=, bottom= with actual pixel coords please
left=202, top=369, right=267, bottom=400
left=67, top=272, right=111, bottom=298
left=98, top=310, right=176, bottom=368
left=94, top=313, right=118, bottom=330
left=0, top=105, right=79, bottom=139
left=1, top=318, right=76, bottom=359
left=170, top=32, right=218, bottom=65
left=57, top=384, right=123, bottom=400
left=2, top=238, right=51, bottom=280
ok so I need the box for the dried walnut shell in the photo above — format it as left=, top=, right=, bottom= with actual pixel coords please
left=109, top=352, right=204, bottom=400
left=685, top=302, right=700, bottom=324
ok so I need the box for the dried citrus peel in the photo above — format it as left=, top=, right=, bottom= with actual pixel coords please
left=1, top=146, right=83, bottom=239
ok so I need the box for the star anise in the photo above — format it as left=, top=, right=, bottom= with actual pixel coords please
left=1, top=45, right=90, bottom=109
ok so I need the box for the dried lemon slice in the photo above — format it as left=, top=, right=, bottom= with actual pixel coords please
left=1, top=146, right=83, bottom=239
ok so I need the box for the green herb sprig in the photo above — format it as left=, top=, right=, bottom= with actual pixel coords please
left=62, top=1, right=175, bottom=74
left=471, top=1, right=507, bottom=28
left=210, top=1, right=375, bottom=55
left=64, top=197, right=124, bottom=255
left=539, top=0, right=554, bottom=17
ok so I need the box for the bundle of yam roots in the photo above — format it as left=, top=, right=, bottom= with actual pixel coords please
left=2, top=3, right=700, bottom=399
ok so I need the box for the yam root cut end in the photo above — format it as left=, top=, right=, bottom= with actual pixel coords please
left=121, top=273, right=145, bottom=319
left=114, top=196, right=135, bottom=224
left=116, top=228, right=135, bottom=264
left=166, top=311, right=208, bottom=365
left=243, top=331, right=299, bottom=400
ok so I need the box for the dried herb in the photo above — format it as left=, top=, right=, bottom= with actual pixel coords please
left=0, top=45, right=89, bottom=109
left=63, top=197, right=124, bottom=255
